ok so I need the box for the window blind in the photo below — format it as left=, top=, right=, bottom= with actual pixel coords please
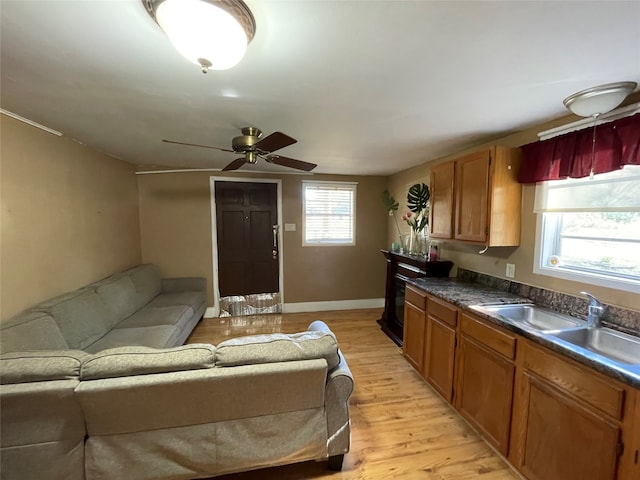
left=303, top=182, right=356, bottom=245
left=534, top=166, right=640, bottom=213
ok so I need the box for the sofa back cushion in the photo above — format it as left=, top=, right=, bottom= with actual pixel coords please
left=37, top=289, right=116, bottom=350
left=124, top=264, right=162, bottom=309
left=215, top=331, right=340, bottom=369
left=94, top=274, right=139, bottom=323
left=0, top=311, right=69, bottom=353
left=0, top=350, right=88, bottom=384
left=80, top=344, right=216, bottom=380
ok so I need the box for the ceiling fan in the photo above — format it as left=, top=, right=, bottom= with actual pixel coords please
left=162, top=127, right=317, bottom=172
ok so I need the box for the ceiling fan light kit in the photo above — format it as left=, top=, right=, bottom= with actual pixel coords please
left=143, top=0, right=256, bottom=73
left=563, top=81, right=637, bottom=118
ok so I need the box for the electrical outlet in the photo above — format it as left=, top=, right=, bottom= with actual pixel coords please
left=506, top=263, right=516, bottom=279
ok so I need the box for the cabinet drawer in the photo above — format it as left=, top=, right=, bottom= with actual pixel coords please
left=427, top=295, right=457, bottom=327
left=521, top=342, right=625, bottom=420
left=461, top=312, right=516, bottom=360
left=405, top=285, right=426, bottom=310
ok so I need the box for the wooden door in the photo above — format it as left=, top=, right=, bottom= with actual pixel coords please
left=215, top=182, right=278, bottom=297
left=456, top=335, right=515, bottom=455
left=514, top=373, right=621, bottom=480
left=454, top=150, right=490, bottom=242
left=429, top=161, right=455, bottom=239
left=425, top=316, right=456, bottom=402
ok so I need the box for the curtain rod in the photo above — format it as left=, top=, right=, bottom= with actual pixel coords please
left=538, top=102, right=640, bottom=141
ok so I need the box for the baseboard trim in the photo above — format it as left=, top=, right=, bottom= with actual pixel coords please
left=282, top=298, right=384, bottom=313
left=204, top=299, right=384, bottom=318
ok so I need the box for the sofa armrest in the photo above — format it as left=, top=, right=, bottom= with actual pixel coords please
left=161, top=277, right=206, bottom=294
left=307, top=321, right=354, bottom=456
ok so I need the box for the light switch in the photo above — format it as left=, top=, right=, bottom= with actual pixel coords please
left=285, top=223, right=296, bottom=232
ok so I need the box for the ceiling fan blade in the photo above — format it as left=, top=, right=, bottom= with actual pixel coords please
left=222, top=158, right=247, bottom=171
left=162, top=139, right=234, bottom=153
left=254, top=132, right=297, bottom=153
left=265, top=155, right=317, bottom=172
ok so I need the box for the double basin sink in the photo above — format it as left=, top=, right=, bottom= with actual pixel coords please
left=470, top=303, right=640, bottom=366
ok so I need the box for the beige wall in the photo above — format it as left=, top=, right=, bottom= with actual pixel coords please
left=137, top=171, right=388, bottom=307
left=387, top=112, right=640, bottom=312
left=1, top=115, right=141, bottom=320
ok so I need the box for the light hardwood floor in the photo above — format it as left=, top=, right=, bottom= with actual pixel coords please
left=187, top=308, right=519, bottom=480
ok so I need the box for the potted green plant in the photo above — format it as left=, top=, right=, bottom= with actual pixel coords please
left=402, top=183, right=430, bottom=254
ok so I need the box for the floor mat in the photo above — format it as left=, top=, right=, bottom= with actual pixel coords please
left=219, top=292, right=282, bottom=317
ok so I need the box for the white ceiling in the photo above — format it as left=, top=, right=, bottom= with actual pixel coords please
left=1, top=0, right=639, bottom=176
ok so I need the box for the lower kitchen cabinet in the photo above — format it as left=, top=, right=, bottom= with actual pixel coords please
left=455, top=312, right=516, bottom=455
left=510, top=341, right=630, bottom=480
left=402, top=287, right=640, bottom=480
left=423, top=295, right=457, bottom=402
left=403, top=285, right=427, bottom=372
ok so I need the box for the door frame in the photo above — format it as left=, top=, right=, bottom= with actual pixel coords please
left=209, top=177, right=284, bottom=316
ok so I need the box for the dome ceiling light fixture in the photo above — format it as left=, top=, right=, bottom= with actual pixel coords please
left=142, top=0, right=256, bottom=73
left=562, top=81, right=637, bottom=179
left=563, top=81, right=637, bottom=118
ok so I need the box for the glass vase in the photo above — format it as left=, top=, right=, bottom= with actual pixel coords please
left=407, top=230, right=421, bottom=255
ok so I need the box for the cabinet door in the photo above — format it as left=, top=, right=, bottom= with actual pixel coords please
left=424, top=316, right=456, bottom=402
left=454, top=150, right=490, bottom=242
left=456, top=335, right=514, bottom=455
left=403, top=301, right=425, bottom=372
left=515, top=373, right=621, bottom=480
left=429, top=161, right=455, bottom=239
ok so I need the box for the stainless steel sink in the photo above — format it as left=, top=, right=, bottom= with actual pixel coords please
left=471, top=304, right=584, bottom=331
left=551, top=328, right=640, bottom=365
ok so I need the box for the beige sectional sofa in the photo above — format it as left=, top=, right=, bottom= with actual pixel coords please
left=0, top=264, right=354, bottom=480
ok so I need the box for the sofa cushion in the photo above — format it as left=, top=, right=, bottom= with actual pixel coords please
left=0, top=350, right=88, bottom=384
left=37, top=288, right=116, bottom=350
left=84, top=325, right=181, bottom=354
left=215, top=331, right=339, bottom=369
left=147, top=291, right=205, bottom=312
left=95, top=274, right=139, bottom=322
left=80, top=344, right=215, bottom=380
left=125, top=264, right=162, bottom=308
left=0, top=311, right=69, bottom=353
left=115, top=305, right=193, bottom=329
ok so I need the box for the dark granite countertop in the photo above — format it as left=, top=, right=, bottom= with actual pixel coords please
left=408, top=277, right=640, bottom=389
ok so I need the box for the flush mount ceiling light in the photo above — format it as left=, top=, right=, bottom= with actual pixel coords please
left=563, top=81, right=637, bottom=117
left=143, top=0, right=256, bottom=73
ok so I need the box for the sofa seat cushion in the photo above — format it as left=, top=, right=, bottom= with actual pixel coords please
left=81, top=344, right=215, bottom=380
left=1, top=351, right=88, bottom=384
left=84, top=326, right=181, bottom=354
left=0, top=311, right=69, bottom=353
left=147, top=291, right=205, bottom=312
left=115, top=305, right=193, bottom=329
left=215, top=331, right=340, bottom=369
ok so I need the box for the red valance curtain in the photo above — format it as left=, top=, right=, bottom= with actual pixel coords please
left=518, top=113, right=640, bottom=184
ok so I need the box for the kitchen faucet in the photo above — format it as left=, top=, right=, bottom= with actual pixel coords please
left=581, top=291, right=604, bottom=328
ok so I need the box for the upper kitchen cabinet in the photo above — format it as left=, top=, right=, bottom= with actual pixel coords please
left=429, top=161, right=455, bottom=239
left=429, top=146, right=522, bottom=246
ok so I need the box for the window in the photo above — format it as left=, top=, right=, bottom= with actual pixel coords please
left=534, top=166, right=640, bottom=292
left=302, top=181, right=356, bottom=246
